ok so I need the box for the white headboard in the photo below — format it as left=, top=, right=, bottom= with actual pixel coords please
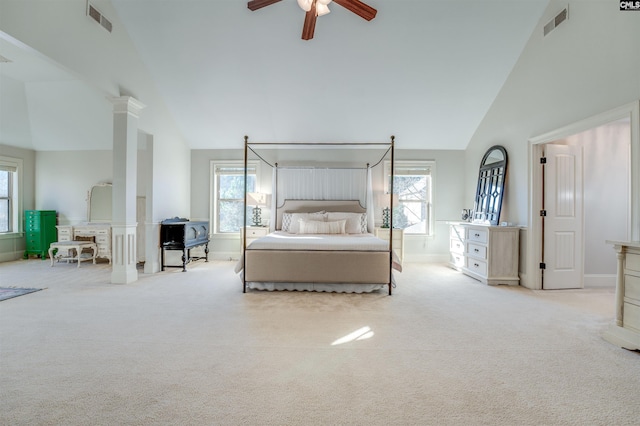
left=276, top=199, right=366, bottom=230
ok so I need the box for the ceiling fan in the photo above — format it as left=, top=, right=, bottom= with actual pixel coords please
left=247, top=0, right=377, bottom=40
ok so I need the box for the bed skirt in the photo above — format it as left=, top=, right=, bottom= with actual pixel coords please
left=245, top=281, right=388, bottom=293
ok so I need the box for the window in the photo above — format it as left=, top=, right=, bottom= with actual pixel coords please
left=212, top=161, right=259, bottom=233
left=385, top=160, right=434, bottom=235
left=0, top=156, right=21, bottom=234
left=0, top=170, right=11, bottom=232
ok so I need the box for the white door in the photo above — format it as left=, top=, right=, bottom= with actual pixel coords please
left=543, top=144, right=583, bottom=289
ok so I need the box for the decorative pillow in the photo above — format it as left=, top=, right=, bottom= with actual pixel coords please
left=298, top=219, right=346, bottom=234
left=326, top=212, right=367, bottom=234
left=281, top=212, right=293, bottom=232
left=359, top=212, right=368, bottom=233
left=286, top=212, right=327, bottom=233
left=281, top=211, right=326, bottom=233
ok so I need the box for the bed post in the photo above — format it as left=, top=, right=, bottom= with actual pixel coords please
left=389, top=135, right=395, bottom=296
left=243, top=135, right=248, bottom=293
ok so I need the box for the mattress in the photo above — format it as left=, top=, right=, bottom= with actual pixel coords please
left=245, top=231, right=389, bottom=251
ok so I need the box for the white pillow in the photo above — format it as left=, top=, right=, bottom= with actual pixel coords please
left=287, top=212, right=327, bottom=233
left=326, top=212, right=367, bottom=234
left=298, top=219, right=346, bottom=234
left=281, top=211, right=326, bottom=232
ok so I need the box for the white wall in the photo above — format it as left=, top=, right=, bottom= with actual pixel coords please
left=0, top=0, right=192, bottom=224
left=191, top=148, right=466, bottom=260
left=0, top=75, right=32, bottom=148
left=465, top=0, right=640, bottom=288
left=35, top=151, right=113, bottom=224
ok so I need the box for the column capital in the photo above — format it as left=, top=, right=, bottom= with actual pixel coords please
left=110, top=96, right=146, bottom=117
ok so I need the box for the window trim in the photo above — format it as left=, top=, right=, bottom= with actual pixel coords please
left=210, top=160, right=260, bottom=235
left=0, top=155, right=23, bottom=238
left=384, top=160, right=435, bottom=236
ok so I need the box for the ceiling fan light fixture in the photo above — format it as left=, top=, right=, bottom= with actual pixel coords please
left=297, top=0, right=313, bottom=12
left=250, top=0, right=375, bottom=40
left=317, top=3, right=331, bottom=16
left=298, top=0, right=331, bottom=15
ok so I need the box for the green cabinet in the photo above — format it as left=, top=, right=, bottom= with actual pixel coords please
left=24, top=210, right=57, bottom=259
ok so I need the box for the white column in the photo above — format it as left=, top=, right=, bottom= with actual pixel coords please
left=139, top=133, right=160, bottom=274
left=110, top=96, right=145, bottom=284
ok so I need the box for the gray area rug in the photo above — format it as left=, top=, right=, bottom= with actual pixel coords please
left=0, top=287, right=43, bottom=301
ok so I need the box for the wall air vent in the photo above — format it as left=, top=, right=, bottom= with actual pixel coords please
left=544, top=6, right=568, bottom=37
left=87, top=3, right=112, bottom=33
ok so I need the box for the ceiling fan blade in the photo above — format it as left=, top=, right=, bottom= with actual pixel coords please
left=301, top=6, right=317, bottom=40
left=333, top=0, right=377, bottom=21
left=247, top=0, right=282, bottom=11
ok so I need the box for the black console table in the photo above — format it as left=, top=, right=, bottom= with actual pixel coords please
left=160, top=218, right=210, bottom=272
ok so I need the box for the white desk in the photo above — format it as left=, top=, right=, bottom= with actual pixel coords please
left=604, top=240, right=640, bottom=350
left=49, top=241, right=98, bottom=268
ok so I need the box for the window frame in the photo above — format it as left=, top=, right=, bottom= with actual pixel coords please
left=211, top=160, right=260, bottom=234
left=0, top=156, right=23, bottom=236
left=384, top=160, right=435, bottom=236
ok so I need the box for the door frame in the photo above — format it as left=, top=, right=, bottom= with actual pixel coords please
left=528, top=101, right=640, bottom=290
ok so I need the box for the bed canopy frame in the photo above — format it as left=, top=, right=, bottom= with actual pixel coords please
left=242, top=135, right=396, bottom=294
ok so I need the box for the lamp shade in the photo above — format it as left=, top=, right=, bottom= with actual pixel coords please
left=247, top=192, right=268, bottom=206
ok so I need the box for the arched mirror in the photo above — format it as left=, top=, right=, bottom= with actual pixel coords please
left=87, top=182, right=112, bottom=223
left=472, top=146, right=508, bottom=225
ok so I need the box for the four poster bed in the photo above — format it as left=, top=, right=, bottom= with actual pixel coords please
left=235, top=137, right=399, bottom=295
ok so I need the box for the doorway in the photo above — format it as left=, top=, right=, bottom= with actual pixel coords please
left=528, top=102, right=640, bottom=290
left=541, top=122, right=629, bottom=289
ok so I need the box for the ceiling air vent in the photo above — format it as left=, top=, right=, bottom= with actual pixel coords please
left=87, top=3, right=112, bottom=33
left=544, top=6, right=568, bottom=37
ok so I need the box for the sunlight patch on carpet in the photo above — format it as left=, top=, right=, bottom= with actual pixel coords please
left=331, top=326, right=374, bottom=346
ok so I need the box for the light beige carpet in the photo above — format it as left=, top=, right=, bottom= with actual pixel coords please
left=1, top=259, right=638, bottom=425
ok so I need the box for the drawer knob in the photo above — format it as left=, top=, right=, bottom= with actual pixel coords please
left=474, top=248, right=479, bottom=253
left=474, top=233, right=480, bottom=237
left=474, top=263, right=479, bottom=267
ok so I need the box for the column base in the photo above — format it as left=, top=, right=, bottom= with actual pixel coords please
left=111, top=223, right=138, bottom=284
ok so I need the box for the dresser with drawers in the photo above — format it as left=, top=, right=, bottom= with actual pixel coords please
left=24, top=210, right=57, bottom=259
left=56, top=224, right=112, bottom=263
left=449, top=222, right=519, bottom=285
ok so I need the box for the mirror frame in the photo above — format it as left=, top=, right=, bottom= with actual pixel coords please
left=472, top=145, right=508, bottom=226
left=87, top=182, right=112, bottom=223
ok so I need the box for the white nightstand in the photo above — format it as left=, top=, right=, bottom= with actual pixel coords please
left=374, top=227, right=404, bottom=265
left=241, top=226, right=269, bottom=250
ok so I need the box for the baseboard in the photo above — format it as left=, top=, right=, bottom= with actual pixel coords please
left=403, top=253, right=449, bottom=263
left=209, top=252, right=240, bottom=261
left=0, top=250, right=24, bottom=263
left=584, top=274, right=616, bottom=288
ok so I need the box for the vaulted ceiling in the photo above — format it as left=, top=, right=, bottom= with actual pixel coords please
left=1, top=0, right=549, bottom=151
